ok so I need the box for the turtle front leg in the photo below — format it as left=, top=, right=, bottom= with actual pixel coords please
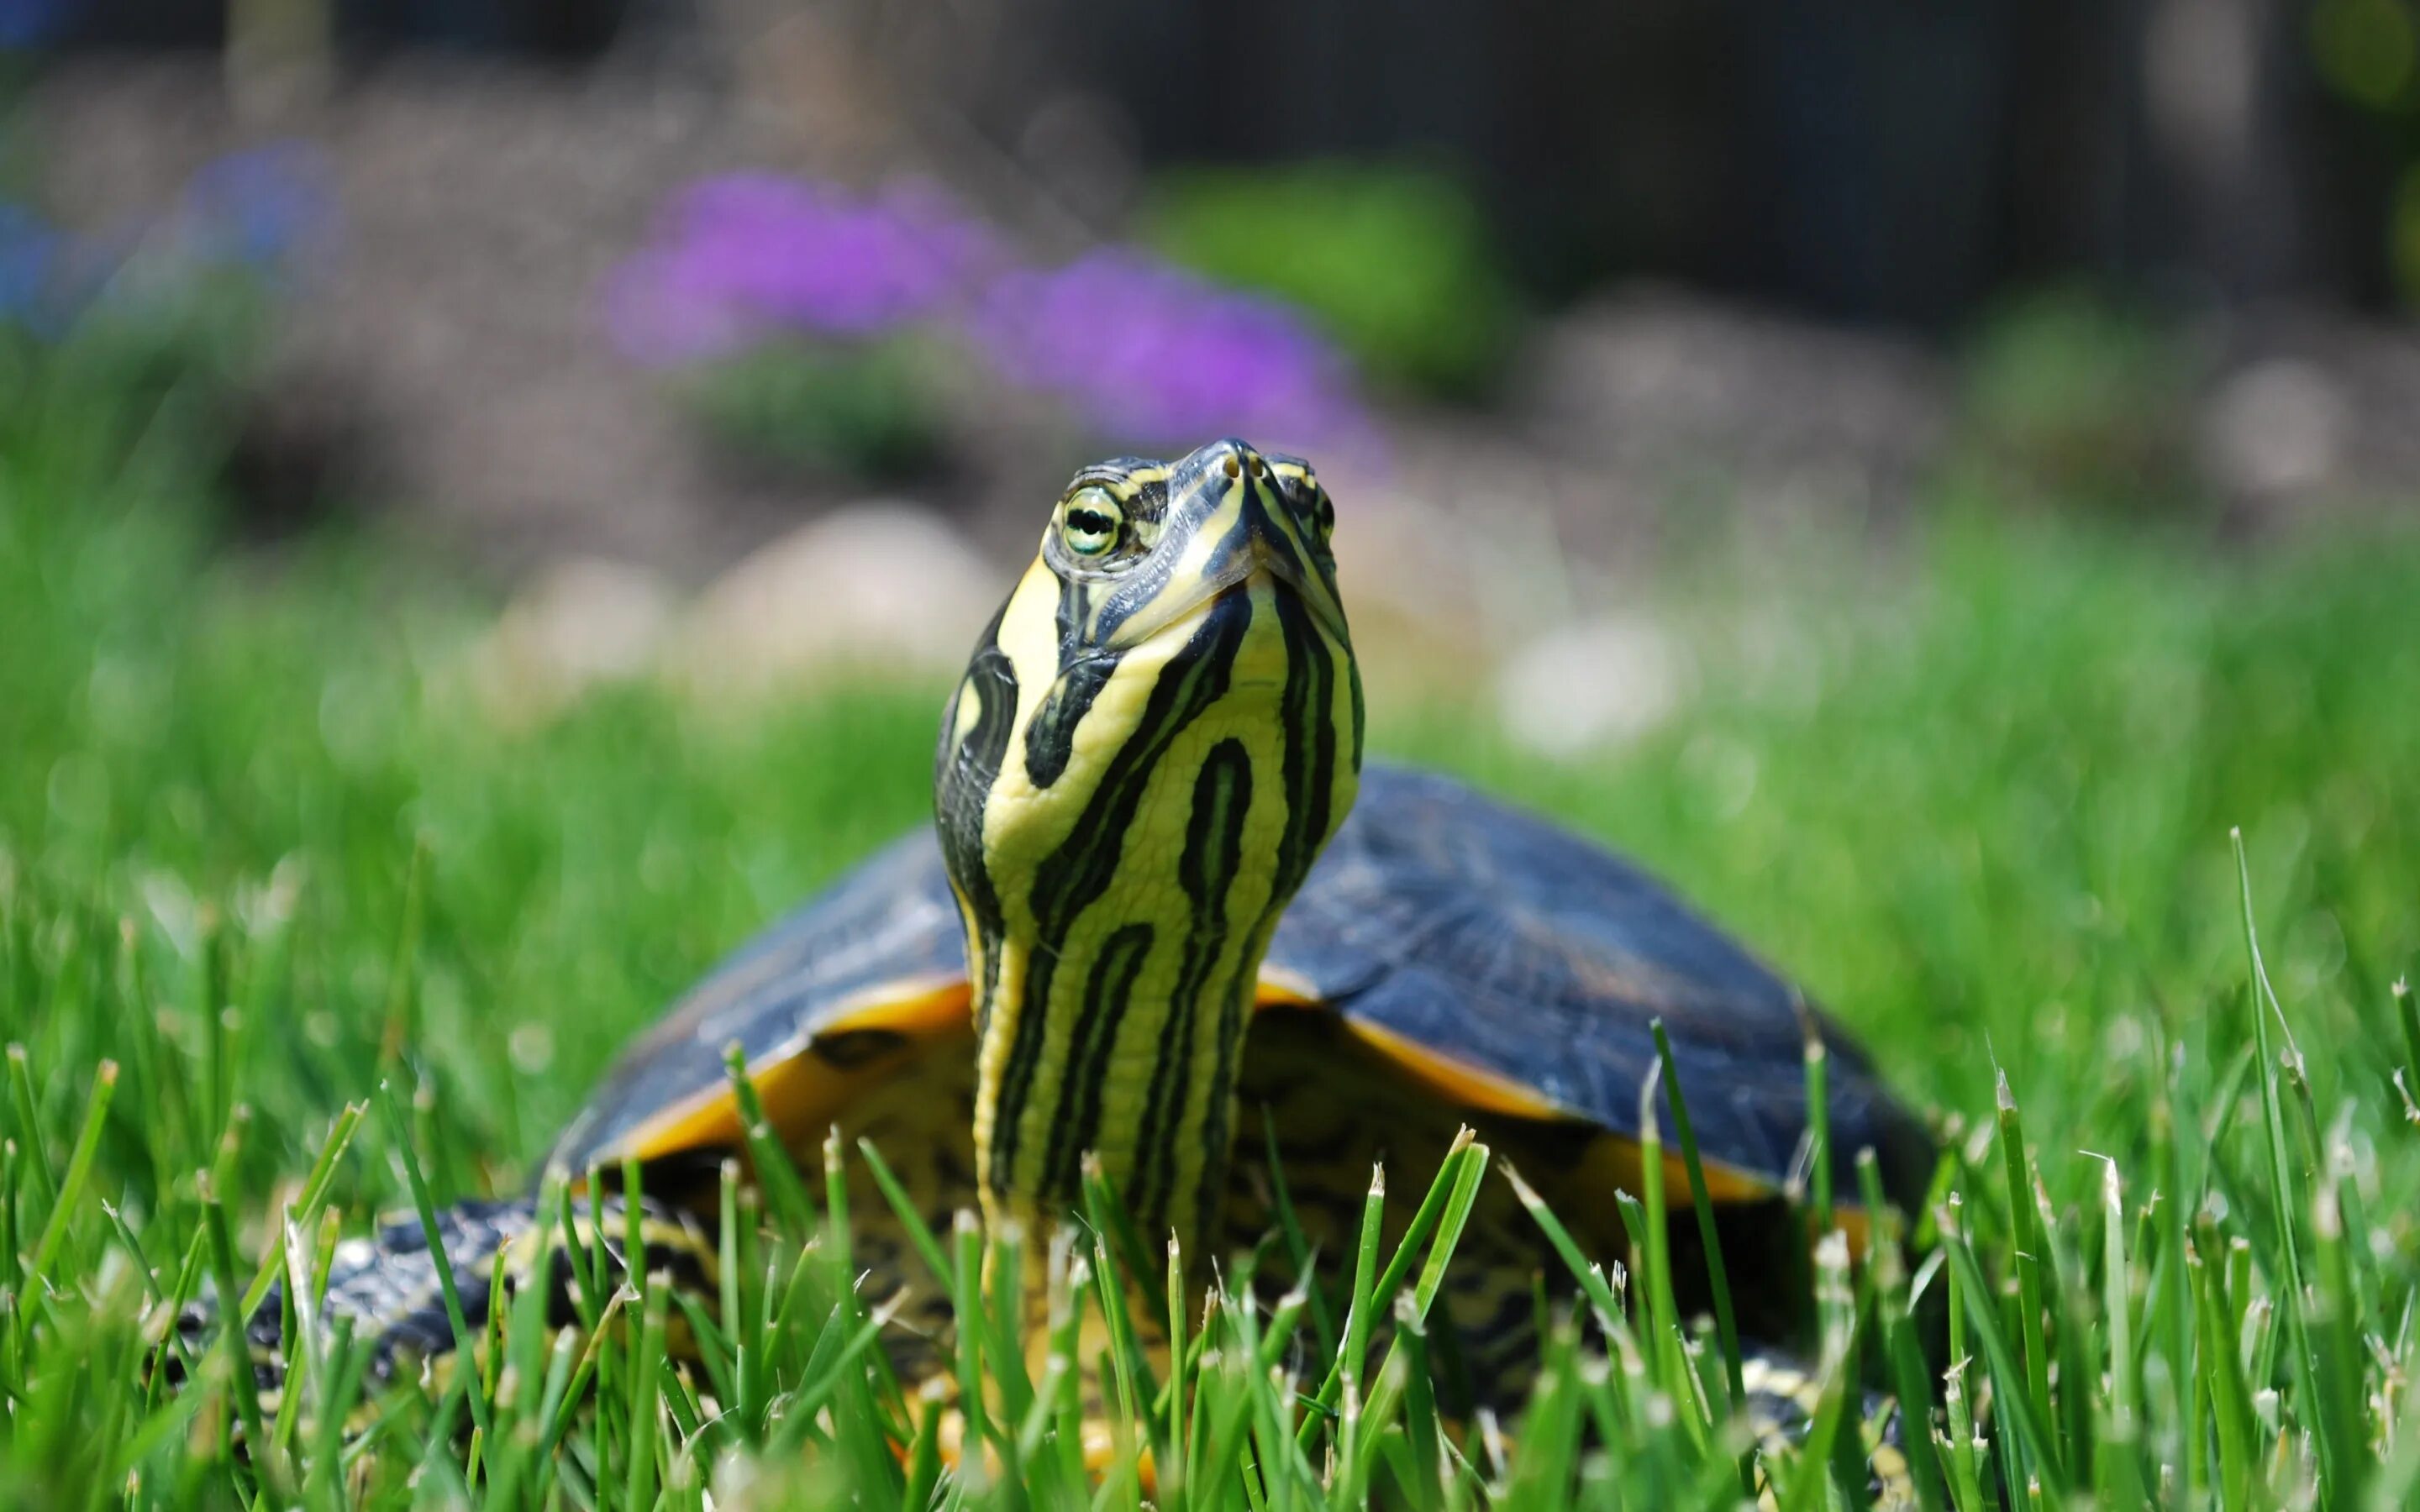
left=168, top=1192, right=713, bottom=1433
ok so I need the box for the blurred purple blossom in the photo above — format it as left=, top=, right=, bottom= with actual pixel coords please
left=606, top=176, right=998, bottom=365
left=0, top=0, right=67, bottom=49
left=970, top=249, right=1376, bottom=458
left=0, top=202, right=60, bottom=326
left=607, top=173, right=1383, bottom=464
left=180, top=144, right=339, bottom=275
left=0, top=144, right=333, bottom=337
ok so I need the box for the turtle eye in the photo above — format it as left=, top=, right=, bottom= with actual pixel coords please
left=1060, top=488, right=1123, bottom=558
left=1311, top=489, right=1335, bottom=546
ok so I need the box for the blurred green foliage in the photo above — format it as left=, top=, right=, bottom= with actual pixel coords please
left=2312, top=0, right=2417, bottom=109
left=679, top=338, right=951, bottom=484
left=1143, top=162, right=1519, bottom=399
left=2308, top=0, right=2420, bottom=302
left=1956, top=291, right=2197, bottom=516
left=0, top=274, right=276, bottom=524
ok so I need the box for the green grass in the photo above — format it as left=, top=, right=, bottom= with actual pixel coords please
left=2, top=362, right=2419, bottom=1509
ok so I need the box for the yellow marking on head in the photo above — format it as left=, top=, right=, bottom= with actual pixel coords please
left=609, top=978, right=972, bottom=1165
left=950, top=675, right=985, bottom=747
left=992, top=558, right=1070, bottom=729
left=1117, top=481, right=1249, bottom=649
left=1094, top=465, right=1167, bottom=501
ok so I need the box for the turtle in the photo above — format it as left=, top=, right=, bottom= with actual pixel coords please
left=197, top=437, right=1933, bottom=1492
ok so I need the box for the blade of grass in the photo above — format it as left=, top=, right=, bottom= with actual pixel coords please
left=856, top=1137, right=959, bottom=1294
left=1631, top=1056, right=1702, bottom=1444
left=26, top=1058, right=116, bottom=1287
left=2395, top=979, right=2419, bottom=1103
left=1260, top=1105, right=1339, bottom=1361
left=197, top=1173, right=275, bottom=1489
left=623, top=1279, right=668, bottom=1512
left=2232, top=828, right=2343, bottom=1504
left=234, top=1100, right=364, bottom=1324
left=1940, top=1213, right=2069, bottom=1509
left=1654, top=1021, right=1748, bottom=1420
left=1800, top=1006, right=1833, bottom=1238
left=1349, top=1139, right=1490, bottom=1489
left=2093, top=1155, right=2146, bottom=1509
left=1339, top=1164, right=1385, bottom=1399
left=1859, top=1148, right=1948, bottom=1512
left=1993, top=1067, right=2061, bottom=1488
left=7, top=1044, right=57, bottom=1218
left=723, top=1042, right=818, bottom=1235
left=1297, top=1127, right=1476, bottom=1451
left=371, top=1078, right=492, bottom=1446
left=2189, top=1226, right=2253, bottom=1512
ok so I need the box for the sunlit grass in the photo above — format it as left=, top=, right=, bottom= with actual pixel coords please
left=1, top=361, right=2418, bottom=1507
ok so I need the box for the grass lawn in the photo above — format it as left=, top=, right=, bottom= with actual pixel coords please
left=2, top=369, right=2417, bottom=1509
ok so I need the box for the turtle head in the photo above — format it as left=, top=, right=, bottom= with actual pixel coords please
left=1036, top=439, right=1350, bottom=663
left=935, top=437, right=1363, bottom=1238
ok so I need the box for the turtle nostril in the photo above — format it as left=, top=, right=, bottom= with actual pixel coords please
left=1223, top=454, right=1242, bottom=480
left=1249, top=454, right=1268, bottom=479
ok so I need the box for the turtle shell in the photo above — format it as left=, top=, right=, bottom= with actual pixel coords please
left=548, top=763, right=1932, bottom=1212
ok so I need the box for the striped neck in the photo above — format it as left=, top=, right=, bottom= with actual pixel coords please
left=934, top=441, right=1360, bottom=1247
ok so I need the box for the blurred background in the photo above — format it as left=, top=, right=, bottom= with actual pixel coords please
left=7, top=0, right=2420, bottom=724
left=3, top=0, right=2420, bottom=1136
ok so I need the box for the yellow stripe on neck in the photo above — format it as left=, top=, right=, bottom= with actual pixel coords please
left=943, top=440, right=1362, bottom=1251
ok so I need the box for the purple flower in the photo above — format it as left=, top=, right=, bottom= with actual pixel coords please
left=607, top=172, right=1386, bottom=467
left=181, top=144, right=338, bottom=274
left=970, top=249, right=1377, bottom=459
left=0, top=0, right=67, bottom=49
left=0, top=150, right=331, bottom=344
left=0, top=201, right=60, bottom=326
left=605, top=175, right=997, bottom=365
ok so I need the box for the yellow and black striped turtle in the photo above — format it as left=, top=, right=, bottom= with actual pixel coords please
left=208, top=438, right=1930, bottom=1482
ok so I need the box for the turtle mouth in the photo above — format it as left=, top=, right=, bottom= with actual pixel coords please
left=1244, top=532, right=1352, bottom=646
left=1111, top=536, right=1349, bottom=657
